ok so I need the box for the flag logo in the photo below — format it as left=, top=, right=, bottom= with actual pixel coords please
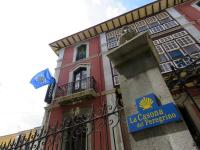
left=37, top=76, right=45, bottom=83
left=30, top=68, right=55, bottom=89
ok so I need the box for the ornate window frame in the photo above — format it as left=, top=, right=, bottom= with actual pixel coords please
left=192, top=0, right=200, bottom=11
left=73, top=42, right=89, bottom=62
left=69, top=63, right=91, bottom=83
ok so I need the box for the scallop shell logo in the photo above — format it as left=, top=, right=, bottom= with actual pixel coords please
left=139, top=97, right=153, bottom=110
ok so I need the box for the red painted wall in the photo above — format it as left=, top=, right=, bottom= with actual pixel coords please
left=175, top=0, right=200, bottom=30
left=47, top=36, right=110, bottom=150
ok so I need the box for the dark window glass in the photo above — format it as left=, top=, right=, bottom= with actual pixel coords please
left=159, top=17, right=172, bottom=24
left=159, top=54, right=169, bottom=63
left=183, top=44, right=200, bottom=54
left=197, top=1, right=200, bottom=7
left=149, top=22, right=160, bottom=28
left=137, top=26, right=148, bottom=32
left=168, top=50, right=184, bottom=59
left=76, top=44, right=86, bottom=61
left=174, top=59, right=186, bottom=68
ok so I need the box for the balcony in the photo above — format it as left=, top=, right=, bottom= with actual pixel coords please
left=54, top=76, right=97, bottom=105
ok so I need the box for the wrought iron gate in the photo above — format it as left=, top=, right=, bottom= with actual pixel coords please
left=0, top=92, right=127, bottom=150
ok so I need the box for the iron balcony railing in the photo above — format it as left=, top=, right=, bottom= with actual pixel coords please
left=55, top=76, right=96, bottom=99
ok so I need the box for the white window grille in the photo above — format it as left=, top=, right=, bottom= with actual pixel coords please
left=163, top=21, right=179, bottom=29
left=159, top=53, right=169, bottom=63
left=160, top=62, right=174, bottom=73
left=135, top=20, right=147, bottom=28
left=150, top=25, right=165, bottom=34
left=176, top=35, right=195, bottom=47
left=162, top=40, right=180, bottom=51
left=146, top=16, right=158, bottom=24
left=159, top=35, right=173, bottom=43
left=172, top=31, right=188, bottom=38
left=155, top=45, right=164, bottom=54
left=135, top=20, right=148, bottom=32
left=183, top=44, right=200, bottom=54
left=156, top=12, right=169, bottom=20
left=153, top=40, right=160, bottom=45
left=128, top=23, right=138, bottom=33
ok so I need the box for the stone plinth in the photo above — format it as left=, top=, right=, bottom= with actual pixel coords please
left=107, top=32, right=196, bottom=150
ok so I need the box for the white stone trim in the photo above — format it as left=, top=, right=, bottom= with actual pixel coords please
left=100, top=33, right=124, bottom=150
left=73, top=42, right=89, bottom=62
left=192, top=0, right=200, bottom=11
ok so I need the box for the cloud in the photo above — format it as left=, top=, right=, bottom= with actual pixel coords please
left=84, top=0, right=127, bottom=25
left=0, top=0, right=128, bottom=136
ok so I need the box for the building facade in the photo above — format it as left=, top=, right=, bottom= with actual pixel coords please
left=0, top=0, right=196, bottom=150
left=43, top=0, right=200, bottom=149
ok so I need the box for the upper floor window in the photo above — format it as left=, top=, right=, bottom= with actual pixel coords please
left=73, top=43, right=89, bottom=62
left=145, top=16, right=160, bottom=28
left=159, top=35, right=173, bottom=43
left=163, top=21, right=179, bottom=29
left=76, top=44, right=87, bottom=61
left=135, top=20, right=148, bottom=32
left=176, top=35, right=195, bottom=47
left=160, top=62, right=173, bottom=73
left=172, top=31, right=188, bottom=38
left=156, top=12, right=172, bottom=24
left=150, top=25, right=165, bottom=34
left=162, top=40, right=180, bottom=51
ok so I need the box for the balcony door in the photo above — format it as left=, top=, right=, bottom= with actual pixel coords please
left=73, top=67, right=87, bottom=92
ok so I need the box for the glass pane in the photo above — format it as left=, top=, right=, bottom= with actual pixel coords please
left=76, top=45, right=87, bottom=61
left=168, top=50, right=184, bottom=59
left=159, top=54, right=169, bottom=63
left=82, top=70, right=87, bottom=79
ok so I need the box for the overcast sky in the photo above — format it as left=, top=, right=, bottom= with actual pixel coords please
left=0, top=0, right=154, bottom=136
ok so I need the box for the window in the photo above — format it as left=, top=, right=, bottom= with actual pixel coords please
left=155, top=45, right=164, bottom=54
left=173, top=57, right=192, bottom=68
left=183, top=44, right=200, bottom=54
left=73, top=43, right=89, bottom=62
left=107, top=36, right=118, bottom=49
left=168, top=50, right=184, bottom=59
left=106, top=29, right=122, bottom=49
left=68, top=64, right=91, bottom=94
left=176, top=35, right=195, bottom=47
left=156, top=12, right=172, bottom=24
left=128, top=23, right=138, bottom=33
left=62, top=109, right=90, bottom=150
left=76, top=44, right=87, bottom=61
left=156, top=12, right=169, bottom=20
left=153, top=40, right=160, bottom=45
left=73, top=67, right=87, bottom=92
left=159, top=53, right=169, bottom=63
left=160, top=62, right=174, bottom=73
left=172, top=31, right=188, bottom=38
left=162, top=40, right=180, bottom=51
left=146, top=16, right=160, bottom=28
left=163, top=21, right=179, bottom=29
left=159, top=35, right=173, bottom=43
left=135, top=20, right=148, bottom=32
left=191, top=52, right=200, bottom=60
left=174, top=59, right=187, bottom=68
left=150, top=25, right=165, bottom=34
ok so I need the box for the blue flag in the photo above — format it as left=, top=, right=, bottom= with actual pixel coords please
left=30, top=68, right=54, bottom=89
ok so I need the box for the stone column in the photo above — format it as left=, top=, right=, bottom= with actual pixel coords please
left=107, top=32, right=196, bottom=150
